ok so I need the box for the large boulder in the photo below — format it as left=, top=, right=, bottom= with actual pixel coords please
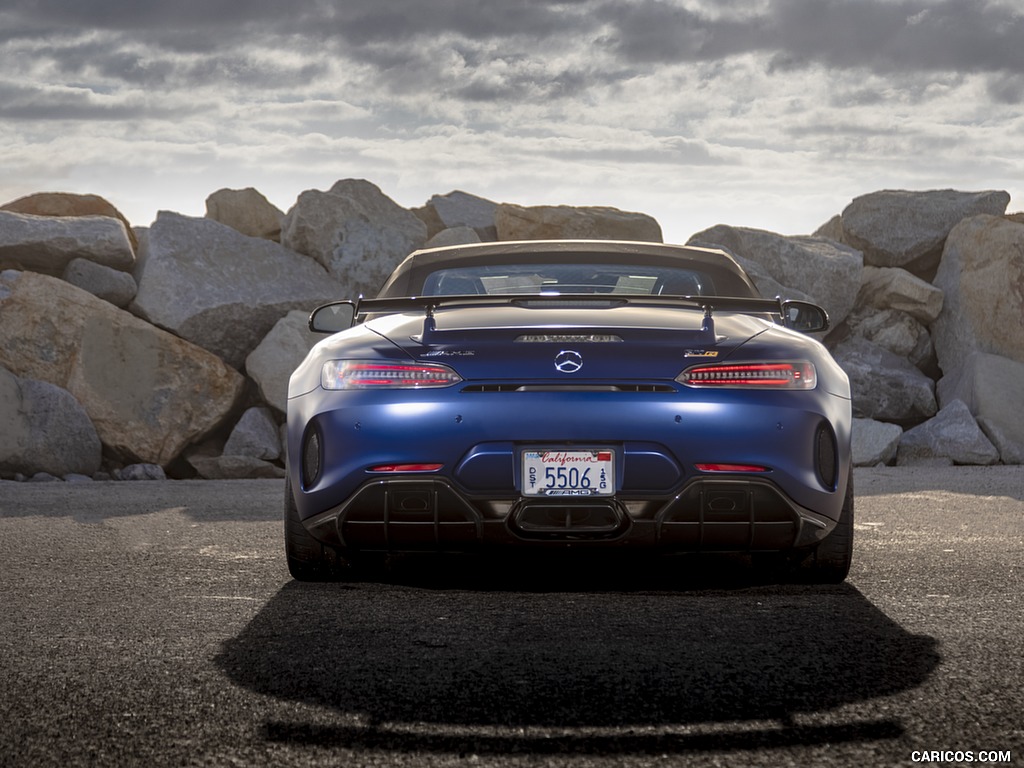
left=897, top=399, right=1000, bottom=466
left=63, top=257, right=137, bottom=308
left=0, top=211, right=135, bottom=276
left=0, top=365, right=102, bottom=478
left=424, top=226, right=482, bottom=249
left=495, top=204, right=662, bottom=242
left=688, top=226, right=862, bottom=328
left=1, top=192, right=137, bottom=252
left=937, top=352, right=1024, bottom=464
left=280, top=179, right=427, bottom=298
left=856, top=266, right=944, bottom=324
left=205, top=187, right=284, bottom=241
left=415, top=191, right=499, bottom=241
left=832, top=337, right=937, bottom=423
left=0, top=271, right=245, bottom=467
left=130, top=212, right=345, bottom=370
left=223, top=406, right=281, bottom=461
left=932, top=214, right=1024, bottom=372
left=851, top=418, right=902, bottom=467
left=245, top=309, right=322, bottom=413
left=835, top=307, right=935, bottom=373
left=836, top=189, right=1010, bottom=276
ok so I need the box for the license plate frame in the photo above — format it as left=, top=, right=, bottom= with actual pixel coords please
left=521, top=449, right=615, bottom=497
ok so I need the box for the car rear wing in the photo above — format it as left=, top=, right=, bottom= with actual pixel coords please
left=354, top=293, right=785, bottom=317
left=308, top=294, right=829, bottom=336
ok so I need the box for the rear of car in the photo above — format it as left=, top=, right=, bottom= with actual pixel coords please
left=285, top=242, right=853, bottom=583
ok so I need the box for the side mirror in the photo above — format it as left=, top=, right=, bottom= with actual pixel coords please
left=781, top=300, right=830, bottom=334
left=309, top=301, right=356, bottom=334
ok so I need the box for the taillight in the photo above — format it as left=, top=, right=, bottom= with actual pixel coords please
left=321, top=361, right=463, bottom=390
left=678, top=361, right=816, bottom=389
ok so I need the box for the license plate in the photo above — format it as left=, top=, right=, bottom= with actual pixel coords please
left=521, top=449, right=614, bottom=496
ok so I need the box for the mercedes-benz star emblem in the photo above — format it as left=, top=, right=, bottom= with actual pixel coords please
left=554, top=350, right=584, bottom=374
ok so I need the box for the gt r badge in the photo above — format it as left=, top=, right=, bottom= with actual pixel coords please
left=554, top=350, right=584, bottom=373
left=422, top=349, right=476, bottom=357
left=684, top=350, right=720, bottom=358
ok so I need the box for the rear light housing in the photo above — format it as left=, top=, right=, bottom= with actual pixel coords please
left=678, top=361, right=817, bottom=389
left=322, top=360, right=463, bottom=390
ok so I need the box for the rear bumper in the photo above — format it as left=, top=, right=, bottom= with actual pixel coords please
left=287, top=385, right=852, bottom=530
left=299, top=475, right=837, bottom=555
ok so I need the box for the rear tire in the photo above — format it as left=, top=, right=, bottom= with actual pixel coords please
left=284, top=476, right=346, bottom=581
left=794, top=469, right=854, bottom=584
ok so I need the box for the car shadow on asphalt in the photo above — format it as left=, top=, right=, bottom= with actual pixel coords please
left=215, top=554, right=939, bottom=757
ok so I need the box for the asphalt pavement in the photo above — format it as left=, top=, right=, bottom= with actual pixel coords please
left=0, top=466, right=1021, bottom=767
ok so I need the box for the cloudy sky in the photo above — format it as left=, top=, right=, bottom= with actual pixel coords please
left=1, top=0, right=1021, bottom=243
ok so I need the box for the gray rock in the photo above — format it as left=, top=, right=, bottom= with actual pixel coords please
left=424, top=226, right=482, bottom=249
left=114, top=463, right=167, bottom=481
left=187, top=455, right=286, bottom=480
left=130, top=211, right=345, bottom=370
left=689, top=225, right=863, bottom=329
left=832, top=336, right=937, bottom=423
left=839, top=189, right=1010, bottom=276
left=856, top=266, right=944, bottom=324
left=813, top=215, right=844, bottom=242
left=0, top=365, right=102, bottom=478
left=897, top=399, right=1000, bottom=466
left=0, top=270, right=245, bottom=467
left=937, top=352, right=1024, bottom=464
left=62, top=258, right=137, bottom=308
left=977, top=420, right=1024, bottom=466
left=0, top=211, right=135, bottom=276
left=725, top=254, right=817, bottom=307
left=223, top=406, right=281, bottom=461
left=205, top=187, right=284, bottom=241
left=932, top=214, right=1024, bottom=373
left=496, top=203, right=662, bottom=243
left=245, top=310, right=323, bottom=413
left=839, top=307, right=935, bottom=372
left=422, top=191, right=498, bottom=241
left=851, top=418, right=903, bottom=466
left=281, top=179, right=427, bottom=298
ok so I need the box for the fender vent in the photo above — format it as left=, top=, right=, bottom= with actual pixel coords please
left=815, top=423, right=838, bottom=490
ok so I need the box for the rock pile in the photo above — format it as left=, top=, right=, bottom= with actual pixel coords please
left=0, top=184, right=1020, bottom=482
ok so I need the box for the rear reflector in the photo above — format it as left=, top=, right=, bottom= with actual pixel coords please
left=695, top=463, right=770, bottom=473
left=368, top=464, right=444, bottom=473
left=679, top=361, right=816, bottom=389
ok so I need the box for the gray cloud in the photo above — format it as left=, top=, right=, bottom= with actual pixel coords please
left=598, top=0, right=1024, bottom=75
left=0, top=80, right=206, bottom=120
left=3, top=0, right=1022, bottom=113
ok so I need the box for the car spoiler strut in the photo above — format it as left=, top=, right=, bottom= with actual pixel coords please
left=355, top=293, right=784, bottom=345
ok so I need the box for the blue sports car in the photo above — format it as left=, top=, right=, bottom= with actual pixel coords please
left=285, top=241, right=853, bottom=582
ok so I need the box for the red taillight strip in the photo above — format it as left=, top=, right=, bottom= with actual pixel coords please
left=368, top=463, right=444, bottom=473
left=322, top=360, right=463, bottom=389
left=695, top=463, right=770, bottom=473
left=679, top=362, right=816, bottom=389
left=347, top=363, right=454, bottom=387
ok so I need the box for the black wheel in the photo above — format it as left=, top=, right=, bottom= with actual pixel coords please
left=284, top=476, right=346, bottom=581
left=794, top=469, right=854, bottom=584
